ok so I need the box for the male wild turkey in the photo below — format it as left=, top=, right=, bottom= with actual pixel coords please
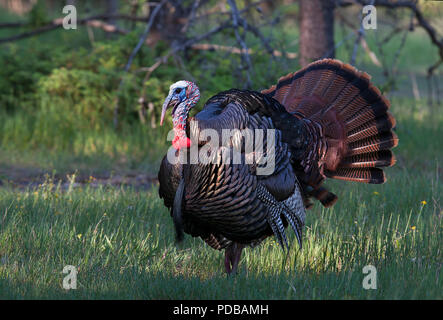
left=158, top=59, right=398, bottom=274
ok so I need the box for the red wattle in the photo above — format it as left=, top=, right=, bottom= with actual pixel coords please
left=172, top=135, right=191, bottom=150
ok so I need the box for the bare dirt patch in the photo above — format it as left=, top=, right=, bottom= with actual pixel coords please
left=0, top=164, right=158, bottom=190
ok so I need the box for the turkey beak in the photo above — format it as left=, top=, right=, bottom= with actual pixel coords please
left=160, top=95, right=172, bottom=126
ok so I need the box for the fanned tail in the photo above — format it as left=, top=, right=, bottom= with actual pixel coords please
left=262, top=59, right=398, bottom=205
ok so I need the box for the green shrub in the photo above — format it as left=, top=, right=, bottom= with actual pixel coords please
left=38, top=68, right=114, bottom=129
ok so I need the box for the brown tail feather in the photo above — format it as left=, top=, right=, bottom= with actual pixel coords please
left=325, top=168, right=386, bottom=184
left=344, top=101, right=390, bottom=131
left=348, top=132, right=399, bottom=156
left=262, top=59, right=398, bottom=205
left=340, top=150, right=396, bottom=168
left=347, top=113, right=396, bottom=143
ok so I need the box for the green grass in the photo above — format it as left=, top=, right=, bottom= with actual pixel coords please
left=0, top=97, right=441, bottom=299
left=0, top=162, right=440, bottom=299
left=0, top=118, right=170, bottom=176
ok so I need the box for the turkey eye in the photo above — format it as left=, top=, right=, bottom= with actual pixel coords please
left=175, top=88, right=182, bottom=94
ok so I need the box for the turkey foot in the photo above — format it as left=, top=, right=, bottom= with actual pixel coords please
left=224, top=243, right=245, bottom=274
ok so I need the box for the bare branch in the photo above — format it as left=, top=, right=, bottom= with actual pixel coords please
left=190, top=43, right=297, bottom=59
left=0, top=20, right=61, bottom=44
left=85, top=20, right=127, bottom=35
left=341, top=0, right=443, bottom=76
left=227, top=0, right=253, bottom=88
left=336, top=10, right=381, bottom=66
left=0, top=14, right=158, bottom=31
left=0, top=22, right=26, bottom=28
left=114, top=0, right=168, bottom=129
left=0, top=15, right=136, bottom=44
left=351, top=0, right=375, bottom=65
left=181, top=0, right=201, bottom=33
left=123, top=0, right=167, bottom=73
left=194, top=0, right=272, bottom=21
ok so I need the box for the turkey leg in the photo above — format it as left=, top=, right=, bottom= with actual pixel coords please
left=224, top=243, right=245, bottom=274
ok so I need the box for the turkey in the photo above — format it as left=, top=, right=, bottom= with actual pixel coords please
left=158, top=59, right=398, bottom=274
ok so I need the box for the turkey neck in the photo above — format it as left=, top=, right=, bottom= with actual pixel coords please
left=172, top=93, right=199, bottom=150
left=172, top=101, right=191, bottom=148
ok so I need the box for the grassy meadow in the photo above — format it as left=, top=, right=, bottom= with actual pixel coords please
left=0, top=3, right=442, bottom=299
left=0, top=96, right=441, bottom=299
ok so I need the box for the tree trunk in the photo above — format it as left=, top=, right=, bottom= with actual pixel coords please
left=299, top=0, right=335, bottom=67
